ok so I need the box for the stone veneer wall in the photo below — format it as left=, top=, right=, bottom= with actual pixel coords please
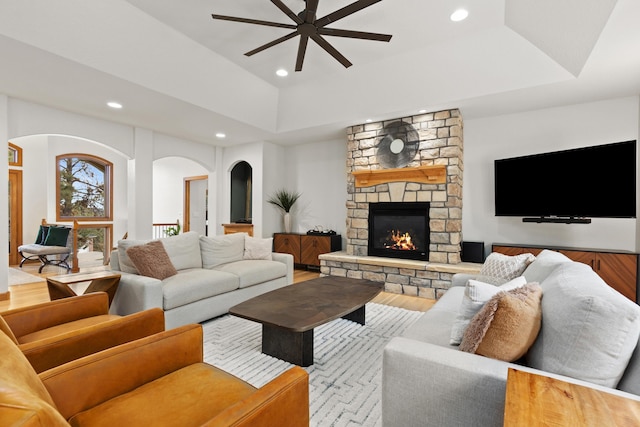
left=320, top=109, right=465, bottom=299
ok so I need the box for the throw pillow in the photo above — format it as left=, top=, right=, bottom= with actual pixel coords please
left=449, top=276, right=527, bottom=345
left=42, top=226, right=70, bottom=247
left=479, top=252, right=535, bottom=282
left=527, top=262, right=640, bottom=388
left=459, top=283, right=543, bottom=362
left=200, top=233, right=246, bottom=268
left=125, top=240, right=178, bottom=280
left=35, top=225, right=49, bottom=245
left=117, top=239, right=148, bottom=274
left=521, top=249, right=572, bottom=283
left=243, top=236, right=273, bottom=260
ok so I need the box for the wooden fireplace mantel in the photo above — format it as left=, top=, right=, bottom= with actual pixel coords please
left=352, top=165, right=446, bottom=188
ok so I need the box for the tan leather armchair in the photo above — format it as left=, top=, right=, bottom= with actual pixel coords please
left=0, top=323, right=309, bottom=426
left=0, top=292, right=165, bottom=373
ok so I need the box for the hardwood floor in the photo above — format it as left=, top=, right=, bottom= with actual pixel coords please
left=1, top=265, right=434, bottom=313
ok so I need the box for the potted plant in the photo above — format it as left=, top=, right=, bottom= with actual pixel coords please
left=267, top=189, right=301, bottom=233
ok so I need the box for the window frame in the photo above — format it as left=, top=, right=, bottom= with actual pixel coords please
left=56, top=153, right=113, bottom=222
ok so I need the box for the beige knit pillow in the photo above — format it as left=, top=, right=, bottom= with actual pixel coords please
left=460, top=283, right=542, bottom=362
left=479, top=252, right=536, bottom=281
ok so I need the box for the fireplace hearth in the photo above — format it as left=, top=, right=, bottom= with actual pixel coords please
left=368, top=202, right=430, bottom=261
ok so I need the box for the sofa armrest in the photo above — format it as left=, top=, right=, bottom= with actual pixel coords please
left=450, top=272, right=478, bottom=287
left=22, top=308, right=165, bottom=373
left=109, top=271, right=164, bottom=315
left=204, top=366, right=309, bottom=427
left=382, top=337, right=510, bottom=427
left=1, top=293, right=109, bottom=338
left=41, top=324, right=203, bottom=420
left=272, top=252, right=294, bottom=285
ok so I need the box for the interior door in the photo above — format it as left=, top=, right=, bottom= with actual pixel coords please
left=184, top=176, right=208, bottom=235
left=8, top=169, right=23, bottom=265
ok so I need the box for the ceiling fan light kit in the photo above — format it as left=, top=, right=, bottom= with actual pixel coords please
left=211, top=0, right=392, bottom=71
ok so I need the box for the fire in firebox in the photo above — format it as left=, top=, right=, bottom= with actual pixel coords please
left=383, top=230, right=417, bottom=251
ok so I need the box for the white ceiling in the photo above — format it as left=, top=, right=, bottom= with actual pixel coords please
left=0, top=0, right=638, bottom=147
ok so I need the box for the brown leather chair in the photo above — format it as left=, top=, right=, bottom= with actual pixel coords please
left=0, top=322, right=309, bottom=426
left=0, top=292, right=165, bottom=373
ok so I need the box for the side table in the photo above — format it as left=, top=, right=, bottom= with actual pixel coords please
left=504, top=368, right=640, bottom=426
left=46, top=271, right=121, bottom=307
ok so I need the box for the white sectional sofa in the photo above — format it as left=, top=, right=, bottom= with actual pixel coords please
left=109, top=231, right=293, bottom=329
left=382, top=249, right=640, bottom=426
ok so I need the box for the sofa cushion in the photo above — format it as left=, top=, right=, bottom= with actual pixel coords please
left=160, top=231, right=202, bottom=271
left=126, top=241, right=178, bottom=280
left=200, top=233, right=245, bottom=269
left=522, top=249, right=572, bottom=283
left=479, top=252, right=535, bottom=281
left=402, top=286, right=464, bottom=347
left=460, top=283, right=542, bottom=362
left=449, top=276, right=527, bottom=345
left=117, top=239, right=148, bottom=274
left=213, top=260, right=287, bottom=289
left=162, top=269, right=239, bottom=310
left=527, top=262, right=640, bottom=388
left=243, top=236, right=273, bottom=260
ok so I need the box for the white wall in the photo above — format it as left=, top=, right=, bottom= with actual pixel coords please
left=283, top=139, right=348, bottom=244
left=153, top=157, right=208, bottom=226
left=462, top=96, right=640, bottom=254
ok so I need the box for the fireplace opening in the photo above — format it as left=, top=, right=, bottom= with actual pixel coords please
left=368, top=202, right=430, bottom=261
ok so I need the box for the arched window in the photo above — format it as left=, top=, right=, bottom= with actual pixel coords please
left=56, top=154, right=113, bottom=221
left=8, top=142, right=22, bottom=166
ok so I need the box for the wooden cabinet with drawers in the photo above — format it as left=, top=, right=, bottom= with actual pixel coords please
left=492, top=243, right=639, bottom=303
left=274, top=233, right=341, bottom=268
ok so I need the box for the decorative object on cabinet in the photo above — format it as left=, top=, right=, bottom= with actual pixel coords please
left=492, top=243, right=639, bottom=303
left=274, top=232, right=341, bottom=268
left=267, top=189, right=301, bottom=233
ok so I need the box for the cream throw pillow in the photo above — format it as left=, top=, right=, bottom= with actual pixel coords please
left=243, top=236, right=273, bottom=260
left=449, top=276, right=527, bottom=345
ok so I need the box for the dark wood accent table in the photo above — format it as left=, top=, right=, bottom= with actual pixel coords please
left=229, top=276, right=383, bottom=366
left=46, top=271, right=121, bottom=307
left=504, top=368, right=640, bottom=426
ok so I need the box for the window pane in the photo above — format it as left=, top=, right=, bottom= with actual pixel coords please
left=58, top=156, right=107, bottom=218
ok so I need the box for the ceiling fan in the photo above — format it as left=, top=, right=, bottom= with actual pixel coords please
left=211, top=0, right=392, bottom=71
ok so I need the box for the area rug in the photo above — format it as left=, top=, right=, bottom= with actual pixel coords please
left=8, top=267, right=45, bottom=286
left=202, top=303, right=423, bottom=427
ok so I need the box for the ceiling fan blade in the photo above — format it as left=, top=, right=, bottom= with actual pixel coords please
left=315, top=0, right=382, bottom=27
left=295, top=35, right=310, bottom=71
left=318, top=28, right=392, bottom=42
left=304, top=0, right=320, bottom=23
left=310, top=34, right=352, bottom=68
left=245, top=31, right=299, bottom=56
left=270, top=0, right=304, bottom=25
left=211, top=14, right=296, bottom=30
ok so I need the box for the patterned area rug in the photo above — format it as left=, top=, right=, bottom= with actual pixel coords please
left=202, top=303, right=423, bottom=427
left=8, top=267, right=45, bottom=286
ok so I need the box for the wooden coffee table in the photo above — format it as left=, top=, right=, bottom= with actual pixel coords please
left=229, top=276, right=383, bottom=366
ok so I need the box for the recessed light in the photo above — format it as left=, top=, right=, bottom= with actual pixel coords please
left=450, top=9, right=468, bottom=22
left=215, top=133, right=226, bottom=138
left=365, top=119, right=372, bottom=123
left=418, top=109, right=427, bottom=114
left=276, top=69, right=289, bottom=77
left=107, top=101, right=123, bottom=109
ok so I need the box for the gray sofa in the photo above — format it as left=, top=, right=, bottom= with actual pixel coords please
left=109, top=231, right=293, bottom=329
left=382, top=249, right=640, bottom=426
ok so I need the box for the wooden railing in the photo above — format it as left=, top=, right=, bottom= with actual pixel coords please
left=152, top=220, right=180, bottom=239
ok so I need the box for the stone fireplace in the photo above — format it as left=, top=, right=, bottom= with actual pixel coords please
left=320, top=109, right=479, bottom=299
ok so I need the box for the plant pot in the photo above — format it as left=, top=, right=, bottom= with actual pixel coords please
left=283, top=212, right=291, bottom=233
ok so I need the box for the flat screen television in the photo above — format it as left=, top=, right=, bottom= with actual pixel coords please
left=494, top=140, right=637, bottom=221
